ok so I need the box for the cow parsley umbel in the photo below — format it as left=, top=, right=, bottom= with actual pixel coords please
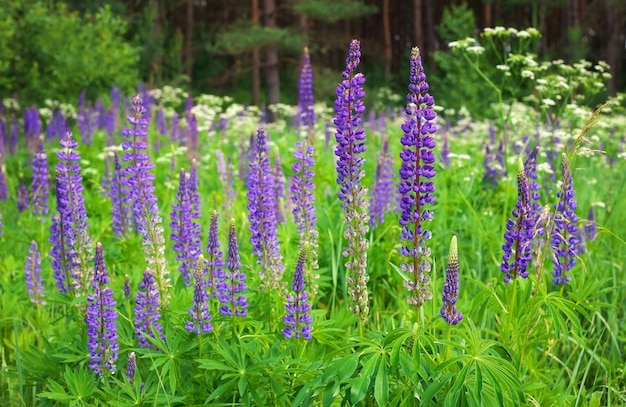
left=398, top=47, right=437, bottom=307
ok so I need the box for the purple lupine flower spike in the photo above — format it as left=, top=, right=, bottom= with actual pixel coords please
left=523, top=146, right=542, bottom=219
left=134, top=269, right=164, bottom=348
left=551, top=153, right=579, bottom=285
left=298, top=47, right=315, bottom=141
left=501, top=158, right=534, bottom=282
left=247, top=127, right=284, bottom=292
left=122, top=95, right=170, bottom=302
left=50, top=183, right=70, bottom=294
left=441, top=236, right=463, bottom=325
left=56, top=132, right=92, bottom=295
left=585, top=206, right=597, bottom=242
left=185, top=254, right=213, bottom=335
left=334, top=39, right=370, bottom=320
left=283, top=245, right=313, bottom=340
left=218, top=219, right=248, bottom=317
left=25, top=241, right=46, bottom=305
left=0, top=164, right=8, bottom=201
left=17, top=178, right=29, bottom=212
left=126, top=352, right=136, bottom=384
left=206, top=210, right=225, bottom=299
left=291, top=140, right=319, bottom=299
left=369, top=138, right=395, bottom=227
left=170, top=168, right=194, bottom=285
left=86, top=242, right=118, bottom=376
left=398, top=47, right=437, bottom=307
left=441, top=132, right=450, bottom=168
left=111, top=153, right=131, bottom=238
left=31, top=137, right=50, bottom=216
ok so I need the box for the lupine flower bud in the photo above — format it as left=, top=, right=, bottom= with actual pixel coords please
left=126, top=352, right=136, bottom=384
left=441, top=236, right=463, bottom=325
left=298, top=47, right=315, bottom=141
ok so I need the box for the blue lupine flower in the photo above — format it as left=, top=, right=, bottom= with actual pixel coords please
left=86, top=242, right=118, bottom=376
left=283, top=247, right=312, bottom=340
left=398, top=47, right=437, bottom=307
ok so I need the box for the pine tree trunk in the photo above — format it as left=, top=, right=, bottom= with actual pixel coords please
left=185, top=0, right=194, bottom=79
left=263, top=0, right=280, bottom=120
left=383, top=0, right=392, bottom=78
left=605, top=1, right=623, bottom=95
left=252, top=0, right=261, bottom=105
left=413, top=0, right=423, bottom=46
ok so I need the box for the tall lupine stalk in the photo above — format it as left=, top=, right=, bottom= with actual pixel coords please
left=247, top=127, right=284, bottom=292
left=205, top=211, right=225, bottom=299
left=25, top=241, right=46, bottom=306
left=218, top=219, right=248, bottom=317
left=524, top=146, right=542, bottom=218
left=398, top=47, right=437, bottom=308
left=50, top=183, right=70, bottom=294
left=551, top=153, right=579, bottom=285
left=283, top=246, right=313, bottom=340
left=298, top=47, right=315, bottom=143
left=334, top=39, right=370, bottom=321
left=31, top=137, right=50, bottom=216
left=134, top=269, right=164, bottom=348
left=291, top=140, right=319, bottom=300
left=185, top=255, right=213, bottom=335
left=121, top=95, right=170, bottom=303
left=170, top=168, right=195, bottom=285
left=86, top=243, right=118, bottom=376
left=110, top=153, right=132, bottom=239
left=55, top=132, right=92, bottom=296
left=369, top=138, right=396, bottom=227
left=501, top=158, right=534, bottom=282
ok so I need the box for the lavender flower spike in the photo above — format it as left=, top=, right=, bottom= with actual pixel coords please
left=291, top=140, right=319, bottom=299
left=441, top=236, right=463, bottom=325
left=25, top=241, right=46, bottom=305
left=86, top=243, right=118, bottom=376
left=334, top=39, right=370, bottom=320
left=501, top=157, right=534, bottom=282
left=170, top=168, right=194, bottom=285
left=206, top=210, right=225, bottom=299
left=298, top=47, right=315, bottom=141
left=31, top=137, right=50, bottom=216
left=283, top=245, right=313, bottom=340
left=369, top=138, right=395, bottom=228
left=186, top=254, right=213, bottom=334
left=122, top=95, right=170, bottom=303
left=247, top=127, right=284, bottom=291
left=218, top=219, right=248, bottom=317
left=398, top=47, right=437, bottom=307
left=551, top=153, right=579, bottom=285
left=134, top=269, right=164, bottom=348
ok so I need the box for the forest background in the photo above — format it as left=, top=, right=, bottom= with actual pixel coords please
left=1, top=0, right=624, bottom=117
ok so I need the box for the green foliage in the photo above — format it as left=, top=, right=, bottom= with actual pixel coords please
left=0, top=0, right=139, bottom=103
left=292, top=0, right=378, bottom=23
left=212, top=22, right=306, bottom=55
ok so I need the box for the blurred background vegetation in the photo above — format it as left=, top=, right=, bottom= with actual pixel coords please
left=1, top=0, right=624, bottom=117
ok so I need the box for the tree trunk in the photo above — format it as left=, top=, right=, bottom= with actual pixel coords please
left=424, top=0, right=435, bottom=70
left=252, top=0, right=261, bottom=105
left=184, top=0, right=194, bottom=80
left=605, top=1, right=623, bottom=95
left=484, top=1, right=492, bottom=28
left=413, top=0, right=423, bottom=46
left=263, top=0, right=280, bottom=120
left=383, top=0, right=392, bottom=78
